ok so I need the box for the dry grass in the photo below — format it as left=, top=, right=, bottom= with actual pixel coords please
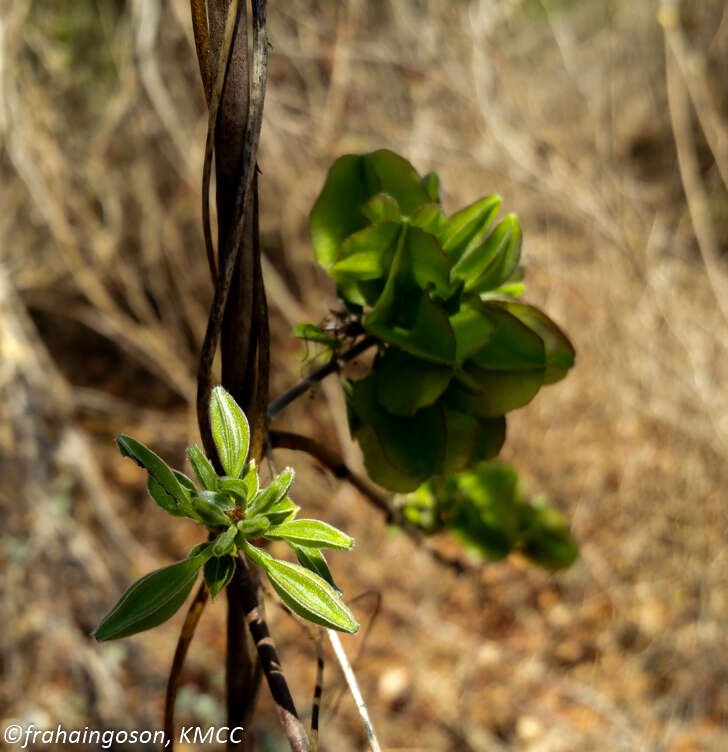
left=1, top=0, right=728, bottom=749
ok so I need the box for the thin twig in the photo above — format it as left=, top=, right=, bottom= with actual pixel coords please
left=267, top=337, right=377, bottom=420
left=327, top=630, right=382, bottom=752
left=268, top=431, right=473, bottom=575
left=164, top=582, right=209, bottom=749
left=235, top=554, right=311, bottom=752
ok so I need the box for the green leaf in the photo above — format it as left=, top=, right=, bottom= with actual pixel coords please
left=218, top=476, right=250, bottom=504
left=204, top=555, right=236, bottom=600
left=449, top=300, right=496, bottom=364
left=243, top=543, right=359, bottom=634
left=263, top=496, right=300, bottom=526
left=236, top=516, right=271, bottom=540
left=309, top=154, right=373, bottom=269
left=361, top=193, right=400, bottom=223
left=346, top=375, right=445, bottom=492
left=365, top=289, right=456, bottom=365
left=191, top=491, right=234, bottom=528
left=116, top=434, right=189, bottom=513
left=470, top=304, right=545, bottom=370
left=404, top=226, right=452, bottom=300
left=310, top=150, right=430, bottom=270
left=248, top=467, right=295, bottom=516
left=187, top=445, right=217, bottom=491
left=407, top=203, right=449, bottom=237
left=210, top=386, right=250, bottom=478
left=451, top=213, right=518, bottom=290
left=241, top=460, right=259, bottom=499
left=440, top=195, right=502, bottom=265
left=147, top=476, right=187, bottom=518
left=466, top=214, right=522, bottom=293
left=212, top=525, right=238, bottom=557
left=422, top=171, right=440, bottom=203
left=173, top=471, right=196, bottom=493
left=265, top=519, right=354, bottom=550
left=330, top=222, right=401, bottom=286
left=374, top=349, right=452, bottom=417
left=94, top=549, right=212, bottom=641
left=448, top=367, right=544, bottom=417
left=362, top=150, right=432, bottom=214
left=294, top=323, right=343, bottom=350
left=517, top=500, right=578, bottom=571
left=495, top=301, right=575, bottom=385
left=289, top=543, right=341, bottom=593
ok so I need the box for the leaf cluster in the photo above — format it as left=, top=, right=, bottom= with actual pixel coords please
left=401, top=461, right=578, bottom=571
left=309, top=150, right=575, bottom=492
left=95, top=387, right=358, bottom=641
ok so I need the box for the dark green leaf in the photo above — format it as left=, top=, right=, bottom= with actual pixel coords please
left=243, top=543, right=359, bottom=634
left=449, top=366, right=544, bottom=417
left=93, top=549, right=211, bottom=641
left=470, top=304, right=545, bottom=370
left=494, top=300, right=575, bottom=384
left=265, top=519, right=354, bottom=550
left=210, top=386, right=250, bottom=479
left=407, top=203, right=449, bottom=237
left=449, top=300, right=495, bottom=364
left=204, top=555, right=236, bottom=600
left=117, top=434, right=189, bottom=513
left=147, top=476, right=187, bottom=518
left=374, top=349, right=452, bottom=417
left=173, top=471, right=196, bottom=493
left=346, top=375, right=445, bottom=492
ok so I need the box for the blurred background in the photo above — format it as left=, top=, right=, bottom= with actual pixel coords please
left=1, top=1, right=727, bottom=750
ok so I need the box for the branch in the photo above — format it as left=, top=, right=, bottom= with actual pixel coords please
left=268, top=431, right=473, bottom=575
left=234, top=554, right=311, bottom=752
left=164, top=582, right=209, bottom=750
left=310, top=641, right=324, bottom=752
left=267, top=337, right=377, bottom=420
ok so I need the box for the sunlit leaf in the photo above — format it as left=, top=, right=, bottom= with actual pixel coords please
left=263, top=497, right=300, bottom=526
left=467, top=214, right=522, bottom=293
left=330, top=222, right=401, bottom=286
left=243, top=543, right=359, bottom=633
left=248, top=467, right=295, bottom=516
left=187, top=445, right=217, bottom=491
left=265, top=519, right=354, bottom=550
left=210, top=386, right=250, bottom=478
left=117, top=434, right=189, bottom=513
